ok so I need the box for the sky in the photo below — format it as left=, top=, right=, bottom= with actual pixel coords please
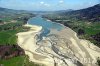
left=0, top=0, right=99, bottom=11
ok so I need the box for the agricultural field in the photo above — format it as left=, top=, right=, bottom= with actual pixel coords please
left=0, top=9, right=37, bottom=66
left=0, top=56, right=25, bottom=66
left=0, top=55, right=43, bottom=66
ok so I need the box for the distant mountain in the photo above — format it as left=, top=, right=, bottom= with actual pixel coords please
left=30, top=9, right=73, bottom=15
left=0, top=7, right=31, bottom=15
left=59, top=4, right=100, bottom=22
left=0, top=7, right=16, bottom=13
left=55, top=9, right=73, bottom=13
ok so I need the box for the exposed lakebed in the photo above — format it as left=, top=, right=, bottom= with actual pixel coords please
left=23, top=16, right=100, bottom=66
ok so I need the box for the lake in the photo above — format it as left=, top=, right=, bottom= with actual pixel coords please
left=28, top=16, right=64, bottom=38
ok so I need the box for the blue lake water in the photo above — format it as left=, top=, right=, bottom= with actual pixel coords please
left=28, top=16, right=63, bottom=31
left=28, top=16, right=64, bottom=40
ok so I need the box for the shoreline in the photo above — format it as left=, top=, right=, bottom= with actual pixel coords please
left=45, top=18, right=100, bottom=47
left=16, top=24, right=54, bottom=66
left=16, top=18, right=100, bottom=66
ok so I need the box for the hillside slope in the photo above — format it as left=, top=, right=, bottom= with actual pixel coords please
left=59, top=4, right=100, bottom=22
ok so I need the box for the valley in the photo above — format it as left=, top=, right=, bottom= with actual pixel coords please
left=0, top=3, right=100, bottom=66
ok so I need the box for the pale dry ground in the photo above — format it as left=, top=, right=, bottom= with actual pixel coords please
left=17, top=24, right=54, bottom=66
left=51, top=27, right=100, bottom=66
left=17, top=24, right=100, bottom=66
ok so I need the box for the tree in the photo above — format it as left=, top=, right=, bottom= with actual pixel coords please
left=0, top=20, right=3, bottom=23
left=0, top=26, right=2, bottom=31
left=78, top=28, right=85, bottom=35
left=97, top=58, right=100, bottom=66
left=4, top=51, right=10, bottom=56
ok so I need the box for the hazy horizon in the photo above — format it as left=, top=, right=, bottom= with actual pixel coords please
left=0, top=0, right=99, bottom=11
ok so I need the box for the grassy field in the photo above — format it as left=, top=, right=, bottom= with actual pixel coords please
left=0, top=30, right=17, bottom=45
left=0, top=26, right=30, bottom=45
left=65, top=21, right=100, bottom=35
left=84, top=23, right=100, bottom=35
left=66, top=21, right=100, bottom=44
left=0, top=56, right=25, bottom=66
left=0, top=55, right=43, bottom=66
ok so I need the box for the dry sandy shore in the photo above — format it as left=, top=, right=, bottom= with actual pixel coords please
left=17, top=24, right=54, bottom=66
left=17, top=24, right=100, bottom=66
